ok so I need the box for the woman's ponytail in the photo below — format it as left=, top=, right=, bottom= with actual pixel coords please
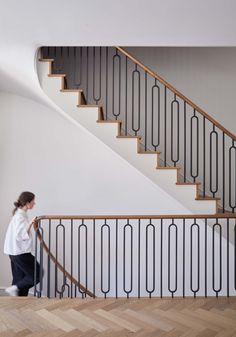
left=12, top=192, right=35, bottom=215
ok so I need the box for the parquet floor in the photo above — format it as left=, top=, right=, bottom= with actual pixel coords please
left=0, top=297, right=236, bottom=337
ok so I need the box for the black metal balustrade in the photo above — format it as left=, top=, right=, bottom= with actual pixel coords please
left=34, top=215, right=236, bottom=298
left=40, top=47, right=236, bottom=213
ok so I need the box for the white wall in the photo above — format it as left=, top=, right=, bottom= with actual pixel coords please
left=0, top=92, right=189, bottom=287
left=127, top=47, right=236, bottom=136
left=1, top=0, right=236, bottom=105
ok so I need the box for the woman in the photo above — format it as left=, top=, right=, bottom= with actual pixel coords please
left=4, top=191, right=40, bottom=296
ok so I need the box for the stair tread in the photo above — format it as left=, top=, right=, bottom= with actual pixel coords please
left=48, top=74, right=66, bottom=77
left=117, top=135, right=141, bottom=139
left=60, top=89, right=83, bottom=92
left=138, top=150, right=161, bottom=155
left=176, top=182, right=201, bottom=185
left=77, top=104, right=102, bottom=108
left=196, top=196, right=221, bottom=200
left=39, top=58, right=54, bottom=62
left=97, top=120, right=122, bottom=124
left=157, top=166, right=181, bottom=170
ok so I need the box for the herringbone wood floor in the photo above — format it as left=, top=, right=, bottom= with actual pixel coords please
left=0, top=297, right=236, bottom=336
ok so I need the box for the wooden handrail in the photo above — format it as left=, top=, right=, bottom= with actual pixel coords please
left=33, top=220, right=95, bottom=298
left=117, top=47, right=236, bottom=142
left=36, top=214, right=236, bottom=220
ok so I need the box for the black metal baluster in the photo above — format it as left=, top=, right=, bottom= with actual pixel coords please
left=93, top=219, right=96, bottom=298
left=59, top=221, right=69, bottom=298
left=145, top=220, right=155, bottom=298
left=160, top=219, right=163, bottom=298
left=184, top=102, right=187, bottom=181
left=55, top=220, right=66, bottom=298
left=35, top=222, right=42, bottom=298
left=190, top=219, right=200, bottom=298
left=116, top=219, right=118, bottom=298
left=39, top=220, right=44, bottom=298
left=125, top=56, right=128, bottom=135
left=222, top=132, right=225, bottom=212
left=86, top=47, right=89, bottom=102
left=151, top=79, right=160, bottom=151
left=132, top=64, right=141, bottom=136
left=227, top=218, right=229, bottom=297
left=101, top=220, right=110, bottom=298
left=203, top=117, right=206, bottom=196
left=210, top=125, right=219, bottom=198
left=171, top=94, right=180, bottom=167
left=105, top=47, right=108, bottom=119
left=164, top=87, right=167, bottom=166
left=93, top=47, right=102, bottom=105
left=34, top=220, right=38, bottom=297
left=73, top=47, right=82, bottom=88
left=144, top=72, right=147, bottom=150
left=190, top=109, right=199, bottom=182
left=47, top=219, right=51, bottom=298
left=55, top=47, right=63, bottom=73
left=138, top=219, right=141, bottom=298
left=78, top=220, right=88, bottom=298
left=183, top=219, right=185, bottom=298
left=70, top=219, right=73, bottom=298
left=168, top=220, right=178, bottom=298
left=234, top=222, right=236, bottom=290
left=212, top=221, right=222, bottom=297
left=112, top=49, right=121, bottom=120
left=205, top=218, right=208, bottom=298
left=123, top=220, right=133, bottom=298
left=229, top=140, right=236, bottom=212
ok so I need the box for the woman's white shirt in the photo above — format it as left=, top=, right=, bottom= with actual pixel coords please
left=4, top=209, right=33, bottom=255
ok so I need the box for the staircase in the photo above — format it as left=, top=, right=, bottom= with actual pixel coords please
left=36, top=46, right=236, bottom=215
left=34, top=49, right=236, bottom=298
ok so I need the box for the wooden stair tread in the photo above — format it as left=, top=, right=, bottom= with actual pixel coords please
left=138, top=150, right=161, bottom=154
left=196, top=196, right=221, bottom=201
left=97, top=120, right=122, bottom=124
left=77, top=104, right=102, bottom=108
left=157, top=166, right=181, bottom=170
left=48, top=74, right=66, bottom=77
left=176, top=182, right=201, bottom=185
left=60, top=89, right=83, bottom=92
left=39, top=58, right=54, bottom=62
left=117, top=135, right=141, bottom=139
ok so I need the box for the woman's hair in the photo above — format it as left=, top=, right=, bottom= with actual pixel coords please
left=13, top=191, right=35, bottom=215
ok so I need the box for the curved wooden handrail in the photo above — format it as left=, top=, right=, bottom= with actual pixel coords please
left=36, top=214, right=236, bottom=220
left=33, top=220, right=95, bottom=298
left=117, top=46, right=236, bottom=142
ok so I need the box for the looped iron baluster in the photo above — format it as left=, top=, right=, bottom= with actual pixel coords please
left=112, top=49, right=121, bottom=119
left=132, top=64, right=141, bottom=135
left=101, top=220, right=111, bottom=298
left=145, top=220, right=155, bottom=298
left=123, top=220, right=133, bottom=298
left=168, top=219, right=178, bottom=298
left=190, top=219, right=200, bottom=297
left=212, top=221, right=222, bottom=297
left=73, top=47, right=82, bottom=87
left=151, top=79, right=160, bottom=150
left=78, top=220, right=88, bottom=298
left=229, top=140, right=236, bottom=211
left=190, top=109, right=199, bottom=182
left=93, top=47, right=102, bottom=104
left=55, top=220, right=69, bottom=298
left=210, top=125, right=219, bottom=197
left=171, top=94, right=180, bottom=166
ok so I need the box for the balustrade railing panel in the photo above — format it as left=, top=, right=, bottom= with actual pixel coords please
left=34, top=215, right=236, bottom=298
left=41, top=47, right=236, bottom=213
